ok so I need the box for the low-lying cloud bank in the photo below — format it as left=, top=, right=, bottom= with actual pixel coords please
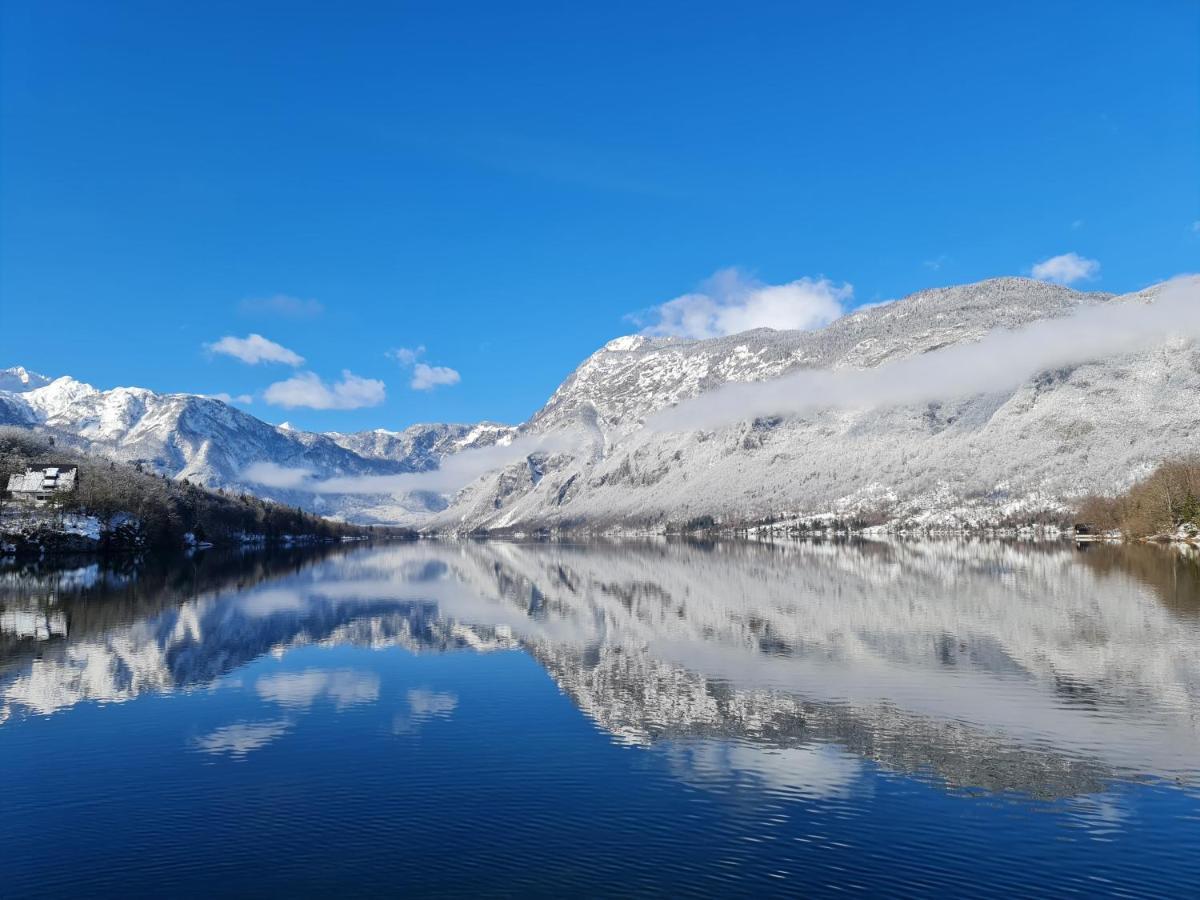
left=650, top=275, right=1200, bottom=432
left=243, top=431, right=581, bottom=496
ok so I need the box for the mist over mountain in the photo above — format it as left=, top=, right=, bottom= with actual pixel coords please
left=0, top=369, right=515, bottom=525
left=3, top=275, right=1198, bottom=530
left=435, top=276, right=1200, bottom=532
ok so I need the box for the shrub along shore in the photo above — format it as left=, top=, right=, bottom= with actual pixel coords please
left=1077, top=457, right=1200, bottom=545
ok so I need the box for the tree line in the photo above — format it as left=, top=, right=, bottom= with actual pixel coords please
left=0, top=427, right=409, bottom=550
left=1077, top=457, right=1200, bottom=538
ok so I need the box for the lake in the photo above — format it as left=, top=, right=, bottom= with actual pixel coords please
left=2, top=539, right=1199, bottom=897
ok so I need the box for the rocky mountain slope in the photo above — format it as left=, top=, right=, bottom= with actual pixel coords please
left=4, top=275, right=1196, bottom=530
left=434, top=277, right=1200, bottom=532
left=0, top=368, right=515, bottom=524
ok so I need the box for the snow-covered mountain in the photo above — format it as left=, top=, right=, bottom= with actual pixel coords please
left=325, top=421, right=515, bottom=466
left=433, top=277, right=1200, bottom=532
left=0, top=367, right=51, bottom=393
left=0, top=370, right=515, bottom=524
left=4, top=275, right=1197, bottom=530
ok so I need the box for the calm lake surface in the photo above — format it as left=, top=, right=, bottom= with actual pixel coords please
left=2, top=539, right=1199, bottom=897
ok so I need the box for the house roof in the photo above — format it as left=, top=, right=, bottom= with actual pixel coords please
left=6, top=465, right=78, bottom=494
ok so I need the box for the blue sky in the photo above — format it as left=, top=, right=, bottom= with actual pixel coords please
left=2, top=0, right=1197, bottom=431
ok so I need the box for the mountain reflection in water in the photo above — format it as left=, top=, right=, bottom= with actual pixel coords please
left=2, top=539, right=1199, bottom=896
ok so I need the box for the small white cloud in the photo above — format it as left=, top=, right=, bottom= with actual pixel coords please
left=1192, top=221, right=1200, bottom=234
left=666, top=741, right=862, bottom=799
left=206, top=392, right=254, bottom=405
left=406, top=689, right=459, bottom=717
left=393, top=689, right=459, bottom=733
left=239, top=294, right=324, bottom=318
left=1030, top=252, right=1100, bottom=285
left=1071, top=219, right=1085, bottom=230
left=263, top=370, right=386, bottom=410
left=192, top=719, right=290, bottom=758
left=633, top=268, right=852, bottom=340
left=388, top=345, right=461, bottom=390
left=411, top=363, right=461, bottom=391
left=257, top=670, right=380, bottom=711
left=387, top=345, right=425, bottom=366
left=922, top=254, right=948, bottom=271
left=206, top=333, right=305, bottom=366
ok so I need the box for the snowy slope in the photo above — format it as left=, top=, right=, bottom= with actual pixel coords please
left=434, top=277, right=1200, bottom=532
left=5, top=276, right=1196, bottom=530
left=0, top=367, right=52, bottom=393
left=0, top=375, right=514, bottom=524
left=325, top=422, right=516, bottom=466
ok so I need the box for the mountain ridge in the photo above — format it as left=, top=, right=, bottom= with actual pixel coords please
left=432, top=276, right=1199, bottom=532
left=4, top=275, right=1197, bottom=530
left=0, top=367, right=516, bottom=524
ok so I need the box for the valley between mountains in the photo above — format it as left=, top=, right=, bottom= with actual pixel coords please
left=4, top=276, right=1198, bottom=533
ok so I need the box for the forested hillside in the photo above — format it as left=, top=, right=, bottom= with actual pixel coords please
left=0, top=428, right=404, bottom=553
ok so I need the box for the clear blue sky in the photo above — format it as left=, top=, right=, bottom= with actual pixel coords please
left=2, top=0, right=1197, bottom=431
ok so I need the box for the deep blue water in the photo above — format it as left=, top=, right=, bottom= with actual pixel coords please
left=2, top=540, right=1199, bottom=896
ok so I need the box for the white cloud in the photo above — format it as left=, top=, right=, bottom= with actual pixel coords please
left=388, top=345, right=461, bottom=391
left=666, top=741, right=861, bottom=799
left=239, top=294, right=324, bottom=318
left=206, top=333, right=305, bottom=366
left=634, top=268, right=852, bottom=340
left=650, top=275, right=1200, bottom=432
left=243, top=430, right=581, bottom=496
left=206, top=392, right=254, bottom=405
left=257, top=669, right=380, bottom=710
left=411, top=362, right=461, bottom=391
left=263, top=370, right=386, bottom=410
left=1030, top=252, right=1100, bottom=285
left=1192, top=221, right=1200, bottom=234
left=242, top=461, right=316, bottom=488
left=387, top=346, right=424, bottom=366
left=406, top=688, right=459, bottom=717
left=192, top=719, right=290, bottom=758
left=922, top=254, right=948, bottom=271
left=393, top=689, right=459, bottom=734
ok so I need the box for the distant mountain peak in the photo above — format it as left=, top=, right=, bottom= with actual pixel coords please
left=0, top=374, right=518, bottom=526
left=3, top=276, right=1194, bottom=533
left=0, top=366, right=53, bottom=393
